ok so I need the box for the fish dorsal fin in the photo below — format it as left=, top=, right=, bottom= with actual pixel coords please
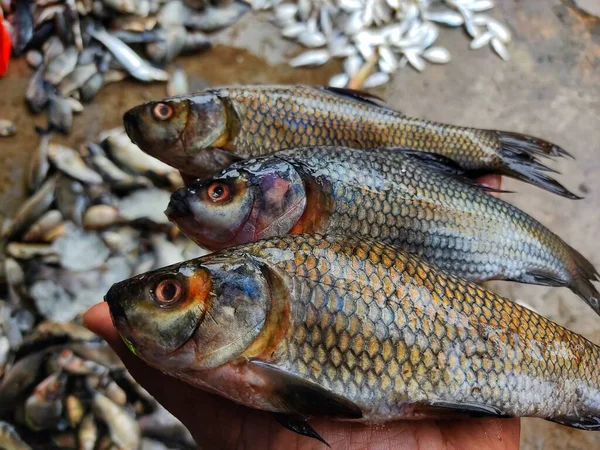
left=396, top=149, right=508, bottom=194
left=318, top=86, right=394, bottom=111
left=248, top=360, right=363, bottom=419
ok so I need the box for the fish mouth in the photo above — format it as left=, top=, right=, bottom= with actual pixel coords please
left=104, top=283, right=129, bottom=327
left=123, top=107, right=143, bottom=147
left=165, top=190, right=192, bottom=220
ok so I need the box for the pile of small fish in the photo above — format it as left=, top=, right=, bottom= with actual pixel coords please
left=2, top=0, right=249, bottom=133
left=0, top=320, right=195, bottom=449
left=103, top=84, right=600, bottom=445
left=0, top=126, right=206, bottom=448
left=256, top=0, right=511, bottom=87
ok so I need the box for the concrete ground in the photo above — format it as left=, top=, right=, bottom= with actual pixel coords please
left=1, top=0, right=599, bottom=448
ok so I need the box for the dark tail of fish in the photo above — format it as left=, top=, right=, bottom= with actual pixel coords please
left=491, top=130, right=580, bottom=199
left=548, top=415, right=600, bottom=431
left=523, top=246, right=600, bottom=315
left=567, top=246, right=600, bottom=315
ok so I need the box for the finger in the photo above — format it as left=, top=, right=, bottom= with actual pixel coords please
left=475, top=174, right=502, bottom=197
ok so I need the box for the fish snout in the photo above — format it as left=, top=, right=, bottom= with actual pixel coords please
left=165, top=189, right=193, bottom=220
left=104, top=282, right=128, bottom=323
left=123, top=107, right=144, bottom=147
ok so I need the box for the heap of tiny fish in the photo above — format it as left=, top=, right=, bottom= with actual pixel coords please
left=254, top=0, right=511, bottom=88
left=0, top=321, right=195, bottom=450
left=0, top=126, right=206, bottom=448
left=2, top=0, right=249, bottom=134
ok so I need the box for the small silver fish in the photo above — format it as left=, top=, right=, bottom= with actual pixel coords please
left=44, top=46, right=79, bottom=86
left=166, top=65, right=189, bottom=96
left=90, top=28, right=169, bottom=82
left=48, top=144, right=103, bottom=184
left=48, top=94, right=73, bottom=134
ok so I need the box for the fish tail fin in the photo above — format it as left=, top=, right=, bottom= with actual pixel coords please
left=567, top=247, right=600, bottom=314
left=492, top=131, right=580, bottom=199
left=548, top=415, right=600, bottom=431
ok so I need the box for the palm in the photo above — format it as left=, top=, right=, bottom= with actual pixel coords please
left=84, top=303, right=520, bottom=450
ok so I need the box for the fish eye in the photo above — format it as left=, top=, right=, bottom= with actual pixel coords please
left=152, top=103, right=173, bottom=121
left=207, top=182, right=231, bottom=203
left=153, top=278, right=183, bottom=307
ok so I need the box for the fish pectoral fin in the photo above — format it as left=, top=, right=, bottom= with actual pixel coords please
left=249, top=360, right=363, bottom=419
left=318, top=86, right=392, bottom=111
left=547, top=415, right=600, bottom=431
left=415, top=401, right=511, bottom=419
left=273, top=413, right=330, bottom=447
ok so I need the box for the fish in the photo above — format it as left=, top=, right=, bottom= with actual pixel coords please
left=0, top=119, right=16, bottom=137
left=105, top=234, right=600, bottom=445
left=65, top=395, right=84, bottom=428
left=26, top=128, right=51, bottom=192
left=25, top=66, right=50, bottom=113
left=48, top=143, right=103, bottom=184
left=8, top=0, right=34, bottom=56
left=165, top=146, right=600, bottom=314
left=90, top=28, right=169, bottom=82
left=48, top=93, right=73, bottom=134
left=92, top=393, right=140, bottom=449
left=0, top=421, right=31, bottom=450
left=123, top=85, right=577, bottom=197
left=0, top=349, right=49, bottom=413
left=44, top=46, right=79, bottom=86
left=24, top=372, right=67, bottom=431
left=4, top=175, right=57, bottom=240
left=23, top=209, right=64, bottom=242
left=78, top=413, right=98, bottom=450
left=184, top=2, right=250, bottom=31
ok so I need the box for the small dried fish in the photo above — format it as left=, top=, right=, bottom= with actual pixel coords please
left=78, top=413, right=98, bottom=450
left=80, top=72, right=105, bottom=102
left=7, top=242, right=57, bottom=259
left=166, top=66, right=190, bottom=97
left=55, top=176, right=88, bottom=226
left=26, top=67, right=50, bottom=113
left=470, top=30, right=494, bottom=49
left=57, top=64, right=98, bottom=96
left=328, top=73, right=349, bottom=88
left=26, top=131, right=51, bottom=192
left=0, top=421, right=32, bottom=450
left=5, top=175, right=57, bottom=240
left=289, top=49, right=330, bottom=67
left=65, top=395, right=84, bottom=428
left=422, top=46, right=451, bottom=64
left=363, top=71, right=389, bottom=88
left=26, top=50, right=43, bottom=68
left=0, top=119, right=16, bottom=137
left=23, top=210, right=64, bottom=242
left=491, top=37, right=510, bottom=60
left=92, top=393, right=140, bottom=450
left=90, top=28, right=169, bottom=82
left=48, top=144, right=103, bottom=184
left=184, top=2, right=250, bottom=31
left=83, top=205, right=123, bottom=230
left=48, top=94, right=73, bottom=134
left=44, top=46, right=79, bottom=86
left=24, top=372, right=67, bottom=431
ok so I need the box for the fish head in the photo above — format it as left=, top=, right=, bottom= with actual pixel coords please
left=105, top=255, right=271, bottom=371
left=123, top=93, right=229, bottom=173
left=165, top=157, right=306, bottom=250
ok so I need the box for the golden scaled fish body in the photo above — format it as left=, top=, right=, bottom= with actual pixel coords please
left=106, top=235, right=600, bottom=444
left=123, top=85, right=576, bottom=197
left=166, top=146, right=600, bottom=315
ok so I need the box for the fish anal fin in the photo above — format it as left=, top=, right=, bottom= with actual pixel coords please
left=548, top=415, right=600, bottom=431
left=249, top=360, right=363, bottom=419
left=274, top=413, right=330, bottom=447
left=414, top=401, right=511, bottom=419
left=318, top=86, right=391, bottom=110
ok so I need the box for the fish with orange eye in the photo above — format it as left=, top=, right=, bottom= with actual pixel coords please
left=152, top=103, right=174, bottom=121
left=165, top=146, right=600, bottom=317
left=106, top=233, right=600, bottom=447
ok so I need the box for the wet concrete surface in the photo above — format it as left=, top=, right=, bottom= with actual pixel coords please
left=1, top=0, right=599, bottom=448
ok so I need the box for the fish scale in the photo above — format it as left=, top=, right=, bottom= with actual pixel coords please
left=252, top=235, right=600, bottom=421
